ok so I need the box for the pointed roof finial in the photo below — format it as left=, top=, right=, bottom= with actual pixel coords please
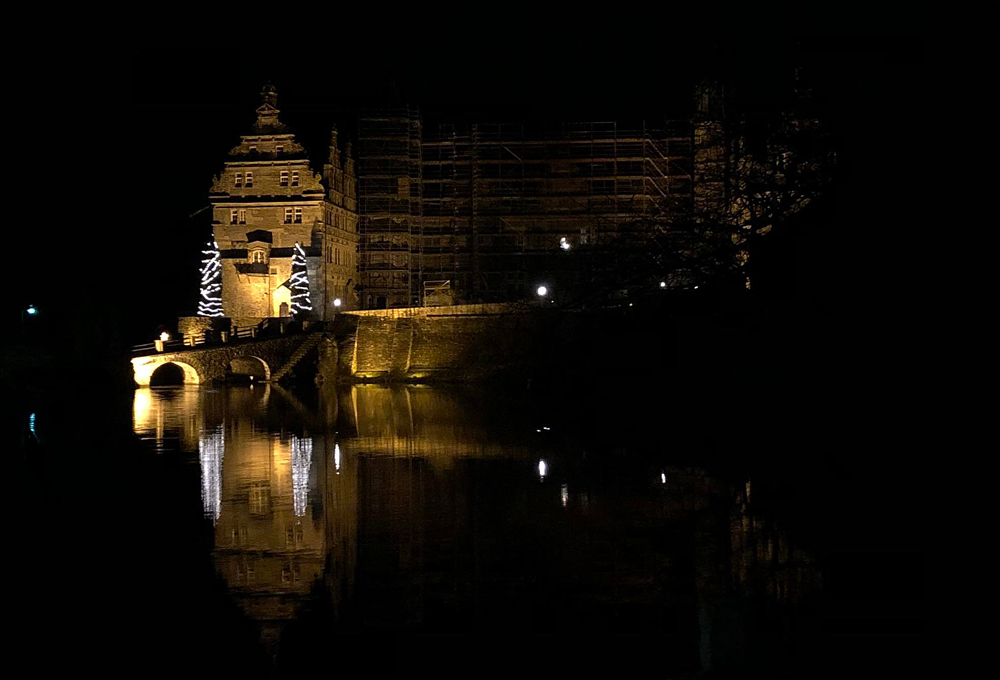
left=261, top=82, right=278, bottom=108
left=254, top=82, right=287, bottom=133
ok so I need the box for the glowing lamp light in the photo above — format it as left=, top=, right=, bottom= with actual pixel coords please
left=661, top=472, right=666, bottom=484
left=536, top=286, right=548, bottom=297
left=333, top=298, right=342, bottom=308
left=561, top=484, right=569, bottom=507
left=559, top=237, right=571, bottom=251
left=159, top=332, right=170, bottom=342
left=659, top=281, right=666, bottom=289
left=538, top=459, right=547, bottom=480
left=26, top=305, right=37, bottom=315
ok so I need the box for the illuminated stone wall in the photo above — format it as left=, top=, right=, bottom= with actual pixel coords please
left=340, top=306, right=597, bottom=381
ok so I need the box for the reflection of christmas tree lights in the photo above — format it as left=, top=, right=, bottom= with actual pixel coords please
left=290, top=243, right=313, bottom=315
left=198, top=240, right=224, bottom=317
left=199, top=426, right=224, bottom=523
left=292, top=435, right=313, bottom=517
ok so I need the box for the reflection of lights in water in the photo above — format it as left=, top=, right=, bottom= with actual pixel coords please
left=561, top=484, right=568, bottom=507
left=538, top=459, right=547, bottom=480
left=292, top=435, right=313, bottom=517
left=334, top=442, right=341, bottom=474
left=28, top=413, right=36, bottom=438
left=199, top=426, right=224, bottom=524
left=132, top=388, right=152, bottom=431
left=661, top=472, right=666, bottom=484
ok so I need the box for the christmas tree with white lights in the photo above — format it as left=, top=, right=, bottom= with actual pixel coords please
left=198, top=239, right=224, bottom=317
left=289, top=242, right=313, bottom=315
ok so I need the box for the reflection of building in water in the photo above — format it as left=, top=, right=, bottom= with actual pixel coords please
left=214, top=431, right=325, bottom=626
left=210, top=419, right=358, bottom=652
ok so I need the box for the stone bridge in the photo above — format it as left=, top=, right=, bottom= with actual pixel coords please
left=131, top=333, right=324, bottom=386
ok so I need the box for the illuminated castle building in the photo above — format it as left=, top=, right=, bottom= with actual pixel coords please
left=210, top=84, right=359, bottom=325
left=210, top=84, right=735, bottom=316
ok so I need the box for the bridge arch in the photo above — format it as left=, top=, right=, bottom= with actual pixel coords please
left=227, top=355, right=271, bottom=382
left=132, top=356, right=202, bottom=386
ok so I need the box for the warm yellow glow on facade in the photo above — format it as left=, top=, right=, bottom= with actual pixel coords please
left=131, top=357, right=201, bottom=386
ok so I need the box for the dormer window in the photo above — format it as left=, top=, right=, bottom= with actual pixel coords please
left=280, top=171, right=289, bottom=187
left=291, top=171, right=299, bottom=187
left=276, top=145, right=284, bottom=153
left=250, top=250, right=266, bottom=263
left=234, top=172, right=243, bottom=187
left=245, top=172, right=253, bottom=188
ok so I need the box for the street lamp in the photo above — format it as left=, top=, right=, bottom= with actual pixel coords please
left=536, top=285, right=548, bottom=298
left=26, top=304, right=37, bottom=316
left=659, top=281, right=666, bottom=289
left=333, top=298, right=342, bottom=308
left=159, top=331, right=171, bottom=342
left=559, top=237, right=570, bottom=251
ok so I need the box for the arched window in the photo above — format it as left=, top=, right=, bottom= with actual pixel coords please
left=250, top=250, right=266, bottom=263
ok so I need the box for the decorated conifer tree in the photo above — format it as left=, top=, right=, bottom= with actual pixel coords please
left=198, top=239, right=224, bottom=317
left=289, top=242, right=313, bottom=315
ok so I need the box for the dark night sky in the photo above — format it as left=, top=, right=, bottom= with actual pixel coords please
left=8, top=13, right=931, bottom=347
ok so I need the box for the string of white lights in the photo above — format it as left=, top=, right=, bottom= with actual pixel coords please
left=289, top=242, right=313, bottom=314
left=198, top=240, right=225, bottom=317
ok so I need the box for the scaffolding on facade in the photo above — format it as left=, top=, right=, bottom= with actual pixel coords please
left=358, top=107, right=703, bottom=308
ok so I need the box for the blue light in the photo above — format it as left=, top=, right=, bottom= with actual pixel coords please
left=26, top=305, right=37, bottom=315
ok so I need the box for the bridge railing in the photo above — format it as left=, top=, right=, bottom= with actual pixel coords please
left=130, top=318, right=327, bottom=356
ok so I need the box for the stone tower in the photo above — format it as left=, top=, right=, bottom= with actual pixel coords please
left=209, top=85, right=359, bottom=326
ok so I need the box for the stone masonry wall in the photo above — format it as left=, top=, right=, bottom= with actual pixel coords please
left=339, top=306, right=600, bottom=382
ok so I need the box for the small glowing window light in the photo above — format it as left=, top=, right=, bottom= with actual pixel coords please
left=659, top=281, right=666, bottom=288
left=29, top=413, right=36, bottom=437
left=538, top=460, right=547, bottom=480
left=334, top=443, right=341, bottom=473
left=26, top=305, right=37, bottom=315
left=661, top=472, right=666, bottom=484
left=159, top=331, right=170, bottom=342
left=561, top=484, right=568, bottom=507
left=542, top=426, right=550, bottom=431
left=559, top=237, right=570, bottom=251
left=694, top=285, right=699, bottom=290
left=536, top=286, right=548, bottom=297
left=333, top=298, right=342, bottom=308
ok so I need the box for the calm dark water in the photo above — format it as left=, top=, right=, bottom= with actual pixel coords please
left=105, top=382, right=818, bottom=675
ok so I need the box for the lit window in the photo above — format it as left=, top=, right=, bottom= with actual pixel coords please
left=291, top=171, right=299, bottom=187
left=234, top=172, right=243, bottom=187
left=294, top=207, right=302, bottom=223
left=284, top=207, right=293, bottom=224
left=230, top=209, right=238, bottom=224
left=280, top=171, right=289, bottom=187
left=239, top=209, right=246, bottom=224
left=245, top=172, right=253, bottom=187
